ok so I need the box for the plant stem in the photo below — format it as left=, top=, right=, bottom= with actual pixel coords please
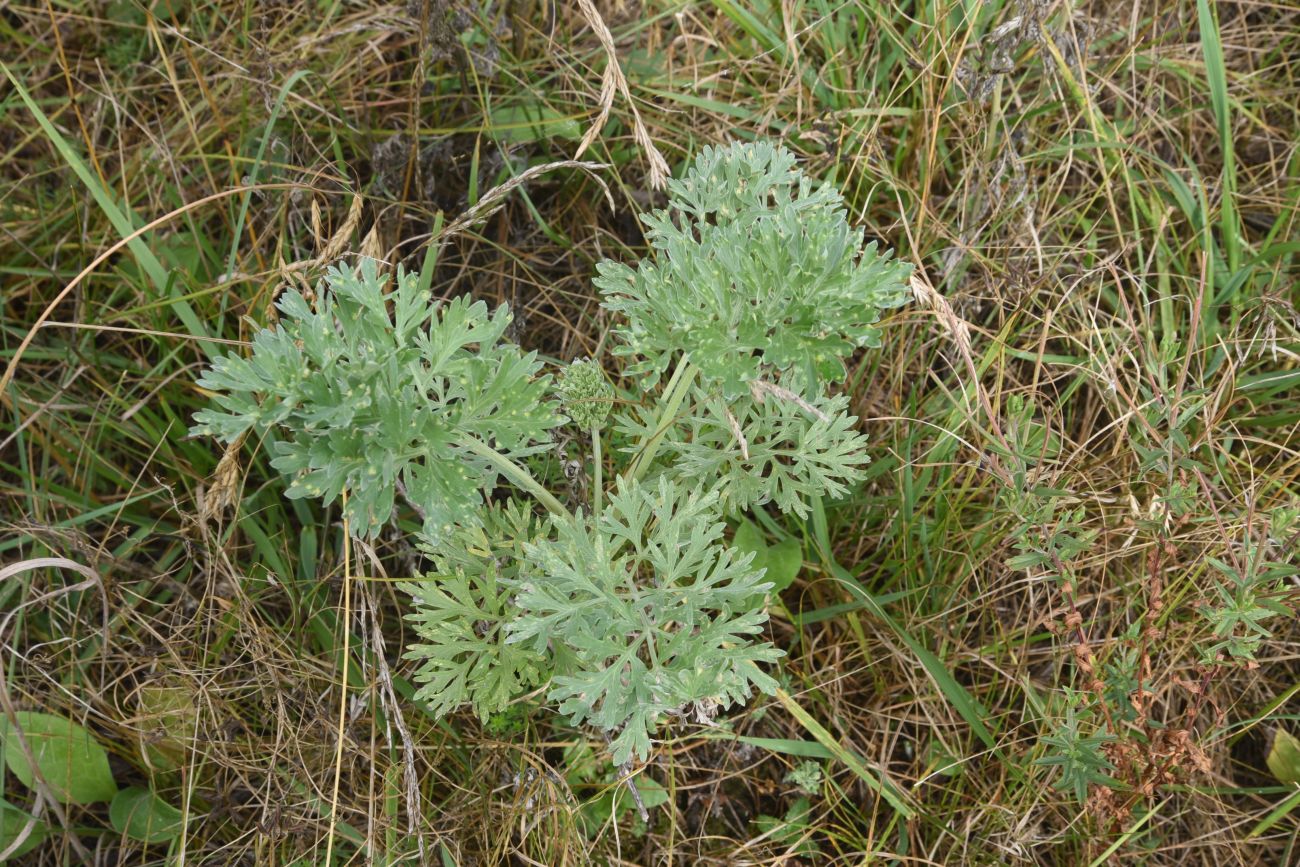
left=627, top=357, right=698, bottom=483
left=460, top=436, right=570, bottom=519
left=591, top=424, right=603, bottom=516
left=324, top=490, right=353, bottom=867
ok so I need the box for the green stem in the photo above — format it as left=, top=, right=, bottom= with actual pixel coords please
left=627, top=357, right=698, bottom=483
left=460, top=436, right=569, bottom=519
left=591, top=424, right=603, bottom=516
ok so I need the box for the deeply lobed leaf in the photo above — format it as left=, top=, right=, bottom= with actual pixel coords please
left=404, top=503, right=551, bottom=721
left=509, top=478, right=783, bottom=764
left=596, top=140, right=912, bottom=397
left=616, top=377, right=871, bottom=517
left=191, top=261, right=560, bottom=538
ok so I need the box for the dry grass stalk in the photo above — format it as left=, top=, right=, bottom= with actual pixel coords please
left=439, top=159, right=612, bottom=241
left=320, top=192, right=365, bottom=263
left=574, top=0, right=670, bottom=189
left=200, top=430, right=246, bottom=522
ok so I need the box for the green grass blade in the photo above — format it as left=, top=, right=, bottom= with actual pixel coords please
left=1196, top=0, right=1241, bottom=277
left=1249, top=788, right=1300, bottom=839
left=774, top=688, right=916, bottom=819
left=225, top=69, right=313, bottom=283
left=0, top=61, right=210, bottom=350
left=810, top=498, right=998, bottom=751
left=1087, top=801, right=1166, bottom=865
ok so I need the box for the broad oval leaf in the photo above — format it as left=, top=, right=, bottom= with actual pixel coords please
left=1267, top=728, right=1300, bottom=784
left=0, top=800, right=47, bottom=861
left=109, top=787, right=185, bottom=844
left=633, top=776, right=670, bottom=810
left=732, top=520, right=802, bottom=596
left=765, top=538, right=803, bottom=593
left=1, top=711, right=116, bottom=804
left=731, top=519, right=769, bottom=575
left=136, top=680, right=196, bottom=771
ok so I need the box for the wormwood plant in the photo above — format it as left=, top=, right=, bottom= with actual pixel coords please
left=193, top=141, right=911, bottom=764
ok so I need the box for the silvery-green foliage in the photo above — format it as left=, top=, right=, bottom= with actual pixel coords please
left=615, top=377, right=870, bottom=518
left=595, top=140, right=912, bottom=398
left=509, top=477, right=783, bottom=764
left=556, top=358, right=613, bottom=429
left=190, top=261, right=559, bottom=539
left=403, top=501, right=550, bottom=721
left=193, top=141, right=908, bottom=765
left=785, top=760, right=825, bottom=795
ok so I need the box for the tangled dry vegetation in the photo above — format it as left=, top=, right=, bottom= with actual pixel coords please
left=2, top=0, right=1299, bottom=864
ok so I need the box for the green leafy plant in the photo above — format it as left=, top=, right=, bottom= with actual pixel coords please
left=1, top=711, right=117, bottom=806
left=1200, top=535, right=1295, bottom=664
left=1266, top=729, right=1300, bottom=785
left=109, top=787, right=185, bottom=844
left=191, top=260, right=562, bottom=541
left=0, top=798, right=47, bottom=861
left=1036, top=700, right=1120, bottom=803
left=754, top=795, right=820, bottom=857
left=511, top=477, right=781, bottom=764
left=596, top=141, right=910, bottom=396
left=192, top=140, right=910, bottom=766
left=1011, top=339, right=1298, bottom=811
left=732, top=517, right=804, bottom=599
left=784, top=760, right=824, bottom=795
left=403, top=501, right=549, bottom=722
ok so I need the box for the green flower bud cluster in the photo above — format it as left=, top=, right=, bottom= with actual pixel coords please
left=557, top=358, right=613, bottom=430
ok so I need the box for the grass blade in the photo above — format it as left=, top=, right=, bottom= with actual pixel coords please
left=0, top=61, right=210, bottom=348
left=1196, top=0, right=1242, bottom=277
left=810, top=498, right=998, bottom=751
left=774, top=688, right=916, bottom=819
left=1249, top=788, right=1300, bottom=839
